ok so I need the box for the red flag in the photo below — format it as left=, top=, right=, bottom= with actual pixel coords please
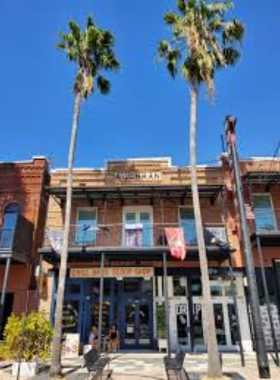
left=165, top=227, right=186, bottom=260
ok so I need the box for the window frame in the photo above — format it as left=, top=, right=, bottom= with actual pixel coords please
left=252, top=193, right=277, bottom=231
left=178, top=205, right=197, bottom=245
left=75, top=207, right=98, bottom=245
left=122, top=206, right=153, bottom=246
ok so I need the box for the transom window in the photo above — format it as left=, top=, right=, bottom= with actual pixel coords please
left=252, top=194, right=276, bottom=231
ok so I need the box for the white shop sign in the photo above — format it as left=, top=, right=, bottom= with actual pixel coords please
left=62, top=333, right=80, bottom=358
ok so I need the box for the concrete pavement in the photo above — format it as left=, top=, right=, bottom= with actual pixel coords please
left=0, top=352, right=280, bottom=379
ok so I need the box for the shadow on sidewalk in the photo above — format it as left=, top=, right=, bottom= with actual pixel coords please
left=185, top=373, right=246, bottom=380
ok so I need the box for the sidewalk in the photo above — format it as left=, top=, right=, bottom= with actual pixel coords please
left=0, top=353, right=280, bottom=380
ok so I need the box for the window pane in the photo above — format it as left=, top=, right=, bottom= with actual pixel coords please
left=253, top=195, right=276, bottom=231
left=176, top=304, right=189, bottom=345
left=125, top=304, right=136, bottom=345
left=173, top=277, right=187, bottom=296
left=92, top=302, right=110, bottom=335
left=191, top=278, right=202, bottom=296
left=140, top=212, right=152, bottom=246
left=228, top=304, right=239, bottom=345
left=211, top=285, right=223, bottom=297
left=125, top=212, right=136, bottom=223
left=193, top=303, right=204, bottom=345
left=63, top=300, right=79, bottom=334
left=0, top=204, right=20, bottom=249
left=139, top=305, right=150, bottom=344
left=67, top=282, right=80, bottom=295
left=76, top=209, right=97, bottom=245
left=214, top=304, right=226, bottom=345
left=180, top=208, right=197, bottom=245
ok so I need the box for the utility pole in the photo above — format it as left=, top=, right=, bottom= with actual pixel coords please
left=225, top=116, right=270, bottom=378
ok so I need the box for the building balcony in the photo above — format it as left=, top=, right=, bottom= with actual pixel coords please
left=43, top=223, right=230, bottom=260
left=0, top=216, right=34, bottom=263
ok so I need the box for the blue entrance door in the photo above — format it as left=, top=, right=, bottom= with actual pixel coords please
left=119, top=279, right=153, bottom=349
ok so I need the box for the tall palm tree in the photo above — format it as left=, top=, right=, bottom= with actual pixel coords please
left=50, top=17, right=120, bottom=377
left=158, top=1, right=244, bottom=378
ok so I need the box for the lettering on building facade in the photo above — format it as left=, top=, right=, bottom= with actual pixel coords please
left=113, top=172, right=162, bottom=181
left=70, top=267, right=154, bottom=278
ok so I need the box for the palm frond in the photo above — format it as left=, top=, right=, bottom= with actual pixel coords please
left=176, top=0, right=186, bottom=14
left=68, top=20, right=82, bottom=42
left=58, top=16, right=120, bottom=98
left=164, top=12, right=180, bottom=25
left=97, top=75, right=111, bottom=94
left=223, top=20, right=245, bottom=44
left=223, top=47, right=241, bottom=66
left=158, top=0, right=244, bottom=94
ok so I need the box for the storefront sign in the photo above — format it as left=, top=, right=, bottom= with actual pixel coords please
left=70, top=267, right=154, bottom=278
left=114, top=172, right=162, bottom=181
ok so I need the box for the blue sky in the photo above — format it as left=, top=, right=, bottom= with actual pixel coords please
left=0, top=1, right=280, bottom=168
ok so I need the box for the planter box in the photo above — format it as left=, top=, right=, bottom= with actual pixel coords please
left=12, top=362, right=38, bottom=377
left=158, top=339, right=167, bottom=352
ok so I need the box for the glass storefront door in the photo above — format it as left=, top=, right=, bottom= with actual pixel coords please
left=192, top=298, right=238, bottom=350
left=120, top=278, right=153, bottom=349
left=124, top=302, right=152, bottom=348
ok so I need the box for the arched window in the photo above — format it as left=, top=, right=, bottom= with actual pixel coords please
left=0, top=203, right=21, bottom=249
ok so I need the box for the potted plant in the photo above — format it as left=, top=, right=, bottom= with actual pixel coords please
left=156, top=304, right=167, bottom=351
left=0, top=311, right=53, bottom=377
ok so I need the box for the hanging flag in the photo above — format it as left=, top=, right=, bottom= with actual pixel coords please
left=245, top=204, right=255, bottom=220
left=165, top=227, right=186, bottom=260
left=45, top=228, right=63, bottom=254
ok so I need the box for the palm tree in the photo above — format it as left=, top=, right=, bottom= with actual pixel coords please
left=158, top=1, right=244, bottom=378
left=50, top=17, right=120, bottom=377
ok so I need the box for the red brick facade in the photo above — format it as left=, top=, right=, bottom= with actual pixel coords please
left=0, top=157, right=49, bottom=317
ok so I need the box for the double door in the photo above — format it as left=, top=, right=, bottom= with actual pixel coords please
left=123, top=301, right=153, bottom=349
left=172, top=298, right=239, bottom=351
left=119, top=278, right=153, bottom=349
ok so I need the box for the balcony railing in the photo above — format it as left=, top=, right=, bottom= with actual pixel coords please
left=44, top=223, right=228, bottom=251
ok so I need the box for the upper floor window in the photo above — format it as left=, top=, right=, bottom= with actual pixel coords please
left=252, top=194, right=276, bottom=231
left=0, top=203, right=21, bottom=249
left=180, top=208, right=197, bottom=245
left=123, top=207, right=152, bottom=247
left=75, top=208, right=97, bottom=245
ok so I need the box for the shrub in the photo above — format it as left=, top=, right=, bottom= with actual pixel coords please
left=156, top=304, right=167, bottom=339
left=0, top=311, right=53, bottom=361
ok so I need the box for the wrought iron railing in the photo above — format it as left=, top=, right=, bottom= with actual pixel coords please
left=44, top=223, right=228, bottom=251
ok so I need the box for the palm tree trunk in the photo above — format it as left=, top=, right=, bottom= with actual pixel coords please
left=50, top=91, right=82, bottom=377
left=189, top=87, right=222, bottom=378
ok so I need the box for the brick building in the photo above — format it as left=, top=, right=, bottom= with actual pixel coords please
left=237, top=157, right=280, bottom=350
left=40, top=157, right=255, bottom=352
left=0, top=157, right=49, bottom=336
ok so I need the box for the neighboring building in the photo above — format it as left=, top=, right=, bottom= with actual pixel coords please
left=0, top=157, right=49, bottom=336
left=239, top=157, right=280, bottom=350
left=40, top=157, right=253, bottom=352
